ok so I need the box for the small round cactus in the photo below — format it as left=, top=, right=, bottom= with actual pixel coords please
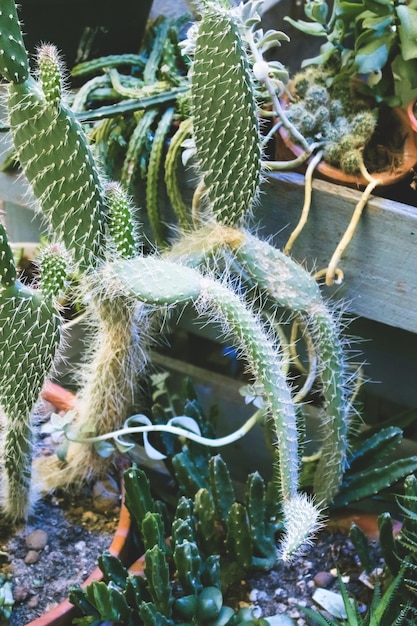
left=286, top=66, right=378, bottom=174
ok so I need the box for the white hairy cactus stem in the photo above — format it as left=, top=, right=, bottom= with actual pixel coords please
left=280, top=494, right=323, bottom=561
left=233, top=231, right=352, bottom=505
left=197, top=276, right=299, bottom=502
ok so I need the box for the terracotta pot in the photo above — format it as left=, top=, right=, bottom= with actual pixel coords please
left=276, top=105, right=417, bottom=189
left=23, top=383, right=133, bottom=626
left=329, top=510, right=402, bottom=541
left=407, top=98, right=417, bottom=135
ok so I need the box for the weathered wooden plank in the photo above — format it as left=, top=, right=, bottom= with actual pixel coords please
left=256, top=172, right=417, bottom=334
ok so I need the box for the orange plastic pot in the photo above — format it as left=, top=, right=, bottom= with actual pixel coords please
left=22, top=383, right=134, bottom=626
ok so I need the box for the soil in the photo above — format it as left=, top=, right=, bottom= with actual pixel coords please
left=0, top=491, right=120, bottom=626
left=0, top=399, right=123, bottom=626
left=240, top=529, right=382, bottom=624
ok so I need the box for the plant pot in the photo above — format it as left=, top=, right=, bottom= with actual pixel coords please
left=18, top=383, right=134, bottom=626
left=276, top=105, right=417, bottom=188
left=17, top=0, right=153, bottom=77
left=407, top=98, right=417, bottom=135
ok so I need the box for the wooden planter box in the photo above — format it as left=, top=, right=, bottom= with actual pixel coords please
left=256, top=172, right=417, bottom=336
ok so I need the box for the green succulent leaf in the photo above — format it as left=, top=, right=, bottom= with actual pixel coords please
left=283, top=16, right=328, bottom=36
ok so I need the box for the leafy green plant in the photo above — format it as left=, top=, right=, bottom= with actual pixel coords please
left=284, top=0, right=417, bottom=108
left=298, top=425, right=417, bottom=510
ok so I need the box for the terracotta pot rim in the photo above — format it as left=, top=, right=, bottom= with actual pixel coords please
left=277, top=104, right=417, bottom=188
left=407, top=97, right=417, bottom=134
left=25, top=383, right=132, bottom=626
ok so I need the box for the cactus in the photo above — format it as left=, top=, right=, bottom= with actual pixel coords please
left=0, top=4, right=152, bottom=503
left=0, top=224, right=61, bottom=520
left=5, top=43, right=107, bottom=272
left=162, top=0, right=351, bottom=533
left=190, top=2, right=261, bottom=226
left=0, top=0, right=352, bottom=560
left=108, top=255, right=320, bottom=556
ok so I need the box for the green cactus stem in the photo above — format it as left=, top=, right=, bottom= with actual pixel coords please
left=233, top=231, right=352, bottom=505
left=191, top=2, right=261, bottom=225
left=164, top=118, right=193, bottom=232
left=38, top=243, right=68, bottom=301
left=105, top=182, right=139, bottom=259
left=146, top=107, right=176, bottom=246
left=0, top=225, right=61, bottom=520
left=3, top=41, right=107, bottom=272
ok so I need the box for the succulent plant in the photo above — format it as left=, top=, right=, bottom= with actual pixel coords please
left=69, top=463, right=281, bottom=625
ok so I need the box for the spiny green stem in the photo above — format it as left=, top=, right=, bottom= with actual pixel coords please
left=165, top=118, right=193, bottom=231
left=234, top=231, right=352, bottom=504
left=198, top=277, right=299, bottom=502
left=191, top=3, right=261, bottom=225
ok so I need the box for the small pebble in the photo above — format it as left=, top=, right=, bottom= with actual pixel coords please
left=24, top=550, right=40, bottom=565
left=81, top=511, right=97, bottom=524
left=274, top=587, right=288, bottom=600
left=264, top=615, right=296, bottom=625
left=313, top=571, right=335, bottom=588
left=249, top=588, right=264, bottom=602
left=26, top=595, right=40, bottom=608
left=238, top=601, right=251, bottom=609
left=74, top=541, right=86, bottom=553
left=13, top=586, right=29, bottom=602
left=25, top=530, right=48, bottom=551
left=92, top=477, right=120, bottom=512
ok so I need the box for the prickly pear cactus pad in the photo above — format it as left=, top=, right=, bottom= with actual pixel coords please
left=0, top=225, right=61, bottom=520
left=111, top=257, right=203, bottom=306
left=191, top=2, right=261, bottom=225
left=0, top=1, right=29, bottom=83
left=0, top=7, right=108, bottom=272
